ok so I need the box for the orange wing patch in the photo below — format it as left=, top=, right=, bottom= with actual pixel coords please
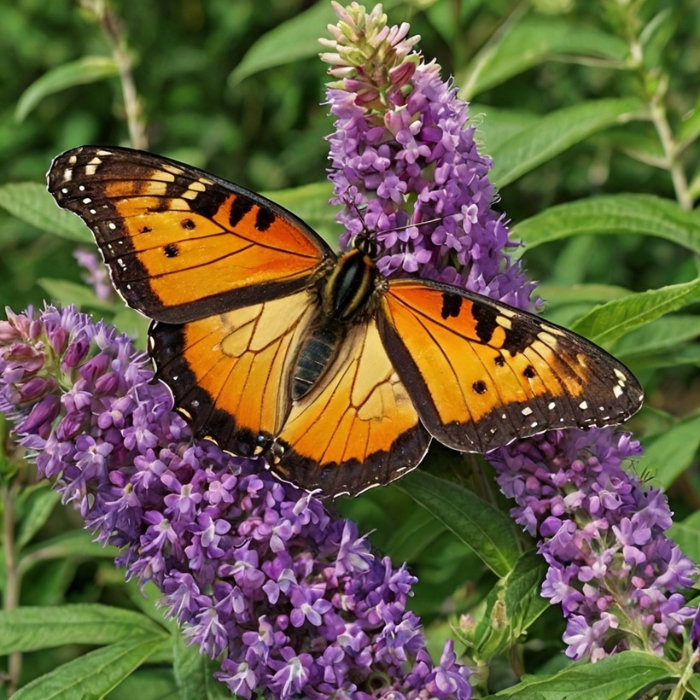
left=380, top=279, right=643, bottom=453
left=276, top=319, right=430, bottom=496
left=150, top=291, right=318, bottom=451
left=48, top=146, right=333, bottom=323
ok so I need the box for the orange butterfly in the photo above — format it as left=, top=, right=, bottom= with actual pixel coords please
left=47, top=146, right=643, bottom=497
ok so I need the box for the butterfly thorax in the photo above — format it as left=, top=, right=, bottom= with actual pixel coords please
left=291, top=249, right=380, bottom=401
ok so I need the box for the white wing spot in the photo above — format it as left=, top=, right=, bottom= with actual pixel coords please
left=521, top=407, right=533, bottom=416
left=501, top=413, right=507, bottom=419
left=78, top=185, right=85, bottom=191
left=530, top=421, right=538, bottom=428
left=89, top=209, right=96, bottom=214
left=68, top=155, right=77, bottom=165
left=614, top=369, right=627, bottom=384
left=613, top=385, right=624, bottom=398
left=61, top=187, right=68, bottom=194
left=63, top=168, right=73, bottom=181
left=96, top=149, right=114, bottom=156
left=108, top=223, right=117, bottom=230
left=548, top=401, right=556, bottom=410
left=82, top=197, right=91, bottom=204
left=579, top=401, right=588, bottom=410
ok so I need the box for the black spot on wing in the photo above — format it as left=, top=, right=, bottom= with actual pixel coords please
left=472, top=380, right=487, bottom=394
left=472, top=304, right=499, bottom=343
left=440, top=292, right=462, bottom=320
left=181, top=218, right=195, bottom=230
left=229, top=195, right=254, bottom=227
left=502, top=320, right=536, bottom=356
left=164, top=243, right=179, bottom=258
left=255, top=207, right=276, bottom=232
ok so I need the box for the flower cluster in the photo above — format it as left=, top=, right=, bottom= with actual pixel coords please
left=321, top=2, right=536, bottom=310
left=0, top=303, right=471, bottom=699
left=490, top=429, right=697, bottom=660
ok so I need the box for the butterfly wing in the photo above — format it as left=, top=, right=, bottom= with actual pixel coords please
left=149, top=291, right=318, bottom=452
left=275, top=318, right=430, bottom=496
left=379, top=279, right=644, bottom=453
left=151, top=303, right=430, bottom=497
left=47, top=146, right=334, bottom=323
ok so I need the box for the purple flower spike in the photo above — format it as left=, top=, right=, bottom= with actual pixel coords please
left=490, top=428, right=698, bottom=660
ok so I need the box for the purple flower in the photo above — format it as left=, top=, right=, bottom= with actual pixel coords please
left=490, top=429, right=697, bottom=660
left=74, top=249, right=115, bottom=302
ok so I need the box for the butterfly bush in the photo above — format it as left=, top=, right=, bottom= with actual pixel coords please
left=321, top=0, right=697, bottom=662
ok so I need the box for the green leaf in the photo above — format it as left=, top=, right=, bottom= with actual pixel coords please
left=489, top=98, right=646, bottom=187
left=613, top=315, right=700, bottom=360
left=668, top=511, right=700, bottom=564
left=571, top=278, right=700, bottom=347
left=0, top=604, right=166, bottom=654
left=173, top=631, right=229, bottom=699
left=228, top=2, right=337, bottom=86
left=15, top=488, right=61, bottom=551
left=470, top=551, right=548, bottom=661
left=384, top=505, right=447, bottom=563
left=38, top=278, right=115, bottom=312
left=11, top=636, right=169, bottom=700
left=637, top=415, right=700, bottom=490
left=16, top=56, right=120, bottom=122
left=19, top=530, right=117, bottom=579
left=396, top=470, right=520, bottom=577
left=0, top=183, right=92, bottom=242
left=493, top=651, right=675, bottom=699
left=459, top=16, right=629, bottom=98
left=679, top=91, right=700, bottom=149
left=627, top=343, right=700, bottom=369
left=511, top=194, right=700, bottom=257
left=538, top=284, right=631, bottom=308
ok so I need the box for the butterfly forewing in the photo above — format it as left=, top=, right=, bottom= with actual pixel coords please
left=379, top=279, right=644, bottom=452
left=48, top=146, right=334, bottom=323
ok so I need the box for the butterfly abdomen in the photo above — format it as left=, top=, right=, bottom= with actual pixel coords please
left=292, top=325, right=342, bottom=400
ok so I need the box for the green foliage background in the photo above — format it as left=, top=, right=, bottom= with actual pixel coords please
left=1, top=0, right=700, bottom=698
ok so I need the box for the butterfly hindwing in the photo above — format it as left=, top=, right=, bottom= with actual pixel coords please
left=48, top=146, right=334, bottom=323
left=149, top=291, right=319, bottom=452
left=275, top=318, right=431, bottom=496
left=379, top=279, right=644, bottom=453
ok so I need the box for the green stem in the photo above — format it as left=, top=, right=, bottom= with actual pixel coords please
left=81, top=0, right=148, bottom=150
left=3, top=483, right=21, bottom=695
left=667, top=647, right=700, bottom=700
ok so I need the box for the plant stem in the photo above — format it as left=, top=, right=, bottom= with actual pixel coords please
left=3, top=483, right=21, bottom=695
left=81, top=0, right=148, bottom=150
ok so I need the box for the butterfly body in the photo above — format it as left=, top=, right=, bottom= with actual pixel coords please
left=47, top=146, right=644, bottom=497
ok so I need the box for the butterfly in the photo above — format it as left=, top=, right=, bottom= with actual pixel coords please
left=47, top=146, right=644, bottom=497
